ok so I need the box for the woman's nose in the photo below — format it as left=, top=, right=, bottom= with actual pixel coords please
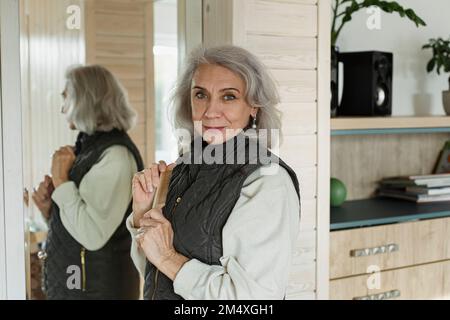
left=204, top=98, right=222, bottom=118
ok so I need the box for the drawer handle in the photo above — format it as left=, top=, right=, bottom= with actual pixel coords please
left=350, top=243, right=399, bottom=257
left=353, top=289, right=401, bottom=300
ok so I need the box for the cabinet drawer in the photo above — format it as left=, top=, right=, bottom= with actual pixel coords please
left=330, top=217, right=450, bottom=279
left=330, top=259, right=450, bottom=300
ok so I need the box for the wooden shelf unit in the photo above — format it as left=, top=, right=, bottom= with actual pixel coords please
left=331, top=116, right=450, bottom=136
left=332, top=116, right=450, bottom=130
left=330, top=116, right=450, bottom=300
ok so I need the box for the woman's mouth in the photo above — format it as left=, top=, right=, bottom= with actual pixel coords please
left=203, top=125, right=226, bottom=132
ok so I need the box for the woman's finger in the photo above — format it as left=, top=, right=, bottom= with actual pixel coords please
left=143, top=168, right=154, bottom=193
left=150, top=164, right=160, bottom=189
left=132, top=174, right=144, bottom=193
left=135, top=231, right=144, bottom=243
left=32, top=191, right=46, bottom=205
left=158, top=160, right=167, bottom=173
left=143, top=208, right=165, bottom=221
left=137, top=171, right=149, bottom=193
left=44, top=175, right=53, bottom=186
left=37, top=184, right=49, bottom=199
left=134, top=227, right=150, bottom=242
left=63, top=146, right=76, bottom=156
left=139, top=217, right=161, bottom=229
left=167, top=163, right=177, bottom=170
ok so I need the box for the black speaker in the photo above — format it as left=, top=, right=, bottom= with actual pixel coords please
left=338, top=51, right=393, bottom=116
left=331, top=47, right=339, bottom=117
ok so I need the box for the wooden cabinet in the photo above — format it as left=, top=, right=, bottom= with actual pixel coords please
left=331, top=259, right=450, bottom=300
left=330, top=217, right=450, bottom=300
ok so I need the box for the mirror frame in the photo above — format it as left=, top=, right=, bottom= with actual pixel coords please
left=0, top=0, right=27, bottom=300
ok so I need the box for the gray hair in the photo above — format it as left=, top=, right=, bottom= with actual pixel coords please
left=64, top=65, right=136, bottom=135
left=170, top=45, right=282, bottom=148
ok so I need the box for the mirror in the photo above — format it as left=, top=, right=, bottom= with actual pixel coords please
left=20, top=0, right=196, bottom=300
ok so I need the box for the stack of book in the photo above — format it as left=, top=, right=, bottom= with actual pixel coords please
left=377, top=173, right=450, bottom=203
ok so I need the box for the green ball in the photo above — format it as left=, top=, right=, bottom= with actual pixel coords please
left=330, top=178, right=347, bottom=207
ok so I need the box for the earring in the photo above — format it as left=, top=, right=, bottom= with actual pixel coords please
left=252, top=116, right=257, bottom=129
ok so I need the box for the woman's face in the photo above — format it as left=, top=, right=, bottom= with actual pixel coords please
left=61, top=86, right=76, bottom=130
left=191, top=64, right=257, bottom=145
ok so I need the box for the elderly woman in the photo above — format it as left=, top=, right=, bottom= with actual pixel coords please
left=127, top=45, right=301, bottom=300
left=32, top=65, right=143, bottom=299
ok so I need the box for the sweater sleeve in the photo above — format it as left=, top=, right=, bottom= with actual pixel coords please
left=173, top=163, right=300, bottom=300
left=126, top=212, right=148, bottom=278
left=51, top=145, right=138, bottom=251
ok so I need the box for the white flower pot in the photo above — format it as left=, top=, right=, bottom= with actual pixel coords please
left=444, top=90, right=450, bottom=115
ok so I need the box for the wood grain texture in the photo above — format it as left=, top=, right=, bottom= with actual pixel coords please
left=242, top=34, right=317, bottom=70
left=281, top=103, right=318, bottom=136
left=286, top=263, right=316, bottom=297
left=85, top=0, right=154, bottom=165
left=272, top=69, right=317, bottom=103
left=244, top=1, right=317, bottom=37
left=278, top=134, right=317, bottom=168
left=330, top=217, right=450, bottom=279
left=330, top=259, right=450, bottom=300
left=292, top=231, right=316, bottom=266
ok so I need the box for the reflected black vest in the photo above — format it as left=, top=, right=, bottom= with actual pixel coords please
left=143, top=134, right=300, bottom=300
left=44, top=129, right=144, bottom=300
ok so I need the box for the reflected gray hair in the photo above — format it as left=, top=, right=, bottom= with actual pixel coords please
left=170, top=45, right=282, bottom=148
left=65, top=65, right=136, bottom=135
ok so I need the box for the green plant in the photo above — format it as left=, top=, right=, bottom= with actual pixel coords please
left=331, top=0, right=426, bottom=46
left=422, top=37, right=450, bottom=88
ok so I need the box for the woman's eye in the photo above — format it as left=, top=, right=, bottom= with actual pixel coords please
left=224, top=94, right=236, bottom=101
left=195, top=92, right=207, bottom=99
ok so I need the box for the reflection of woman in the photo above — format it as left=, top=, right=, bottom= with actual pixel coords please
left=127, top=46, right=301, bottom=300
left=32, top=65, right=143, bottom=299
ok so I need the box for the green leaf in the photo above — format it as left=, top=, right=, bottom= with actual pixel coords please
left=332, top=0, right=426, bottom=45
left=427, top=59, right=435, bottom=73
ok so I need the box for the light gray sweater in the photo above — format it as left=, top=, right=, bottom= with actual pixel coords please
left=127, top=163, right=301, bottom=300
left=51, top=145, right=137, bottom=251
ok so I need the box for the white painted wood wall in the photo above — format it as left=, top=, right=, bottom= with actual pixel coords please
left=202, top=0, right=331, bottom=299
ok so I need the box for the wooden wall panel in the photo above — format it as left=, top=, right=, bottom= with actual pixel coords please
left=272, top=69, right=317, bottom=103
left=244, top=34, right=317, bottom=70
left=287, top=263, right=316, bottom=297
left=85, top=0, right=154, bottom=165
left=95, top=14, right=145, bottom=37
left=244, top=1, right=317, bottom=37
left=281, top=103, right=318, bottom=136
left=203, top=0, right=331, bottom=300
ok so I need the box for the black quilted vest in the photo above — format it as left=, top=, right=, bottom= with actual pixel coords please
left=43, top=129, right=144, bottom=300
left=143, top=133, right=300, bottom=300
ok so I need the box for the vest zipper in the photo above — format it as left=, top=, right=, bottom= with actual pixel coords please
left=151, top=196, right=181, bottom=300
left=80, top=247, right=86, bottom=292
